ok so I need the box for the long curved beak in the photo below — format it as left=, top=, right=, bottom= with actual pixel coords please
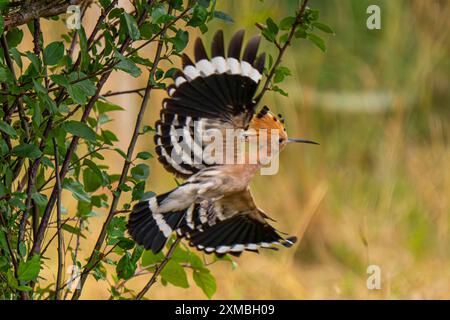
left=287, top=138, right=320, bottom=145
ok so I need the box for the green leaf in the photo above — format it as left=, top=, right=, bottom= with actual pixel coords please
left=25, top=51, right=41, bottom=72
left=6, top=269, right=19, bottom=289
left=83, top=167, right=103, bottom=192
left=78, top=27, right=89, bottom=72
left=64, top=179, right=91, bottom=203
left=17, top=285, right=33, bottom=292
left=123, top=12, right=140, bottom=40
left=213, top=11, right=234, bottom=23
left=50, top=74, right=70, bottom=87
left=294, top=27, right=307, bottom=39
left=52, top=72, right=96, bottom=104
left=307, top=33, right=327, bottom=52
left=116, top=253, right=137, bottom=280
left=140, top=22, right=153, bottom=40
left=273, top=66, right=292, bottom=83
left=193, top=269, right=216, bottom=299
left=151, top=3, right=166, bottom=24
left=62, top=121, right=96, bottom=142
left=169, top=30, right=188, bottom=53
left=161, top=260, right=189, bottom=288
left=6, top=28, right=23, bottom=48
left=142, top=250, right=164, bottom=268
left=68, top=79, right=97, bottom=105
left=115, top=52, right=142, bottom=77
left=43, top=41, right=64, bottom=65
left=62, top=224, right=86, bottom=239
left=11, top=144, right=42, bottom=159
left=10, top=47, right=22, bottom=69
left=31, top=192, right=47, bottom=206
left=114, top=147, right=128, bottom=160
left=279, top=16, right=295, bottom=30
left=0, top=120, right=17, bottom=137
left=107, top=216, right=127, bottom=240
left=32, top=79, right=47, bottom=94
left=18, top=256, right=41, bottom=282
left=117, top=237, right=135, bottom=250
left=131, top=163, right=149, bottom=180
left=136, top=151, right=152, bottom=160
left=101, top=129, right=118, bottom=145
left=272, top=85, right=289, bottom=97
left=0, top=67, right=14, bottom=85
left=262, top=28, right=275, bottom=43
left=266, top=17, right=279, bottom=35
left=96, top=100, right=124, bottom=113
left=188, top=5, right=208, bottom=27
left=312, top=22, right=335, bottom=34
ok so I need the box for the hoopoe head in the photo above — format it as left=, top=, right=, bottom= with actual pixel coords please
left=247, top=106, right=318, bottom=155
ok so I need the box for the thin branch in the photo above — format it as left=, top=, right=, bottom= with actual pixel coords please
left=102, top=88, right=147, bottom=98
left=53, top=138, right=64, bottom=300
left=40, top=217, right=76, bottom=257
left=136, top=237, right=181, bottom=300
left=253, top=0, right=310, bottom=105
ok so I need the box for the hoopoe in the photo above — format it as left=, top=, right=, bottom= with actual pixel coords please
left=127, top=30, right=318, bottom=256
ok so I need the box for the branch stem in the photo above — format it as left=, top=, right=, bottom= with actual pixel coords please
left=136, top=237, right=181, bottom=300
left=254, top=0, right=310, bottom=105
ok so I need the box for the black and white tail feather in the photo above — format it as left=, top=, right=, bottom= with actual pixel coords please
left=127, top=30, right=297, bottom=256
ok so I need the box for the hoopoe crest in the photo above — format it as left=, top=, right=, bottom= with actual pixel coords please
left=127, top=30, right=318, bottom=256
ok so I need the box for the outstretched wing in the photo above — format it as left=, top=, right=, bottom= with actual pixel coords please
left=178, top=188, right=297, bottom=256
left=155, top=30, right=266, bottom=178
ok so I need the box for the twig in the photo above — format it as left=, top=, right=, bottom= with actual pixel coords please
left=253, top=0, right=310, bottom=105
left=109, top=267, right=152, bottom=299
left=40, top=218, right=76, bottom=257
left=102, top=88, right=147, bottom=98
left=53, top=138, right=64, bottom=300
left=136, top=237, right=181, bottom=300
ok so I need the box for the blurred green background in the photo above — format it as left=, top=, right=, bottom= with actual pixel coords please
left=34, top=0, right=449, bottom=299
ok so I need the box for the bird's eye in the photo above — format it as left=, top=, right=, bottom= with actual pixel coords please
left=278, top=138, right=284, bottom=144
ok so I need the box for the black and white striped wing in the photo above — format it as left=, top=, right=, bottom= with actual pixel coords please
left=155, top=30, right=266, bottom=178
left=177, top=188, right=297, bottom=256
